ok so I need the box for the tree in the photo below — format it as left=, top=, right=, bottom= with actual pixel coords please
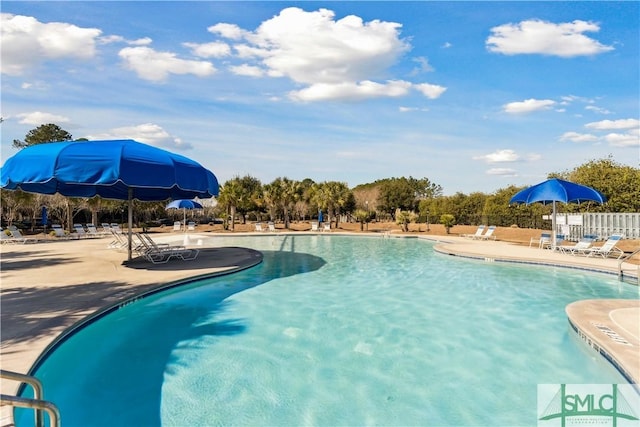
left=440, top=214, right=456, bottom=233
left=559, top=157, right=640, bottom=212
left=13, top=124, right=73, bottom=149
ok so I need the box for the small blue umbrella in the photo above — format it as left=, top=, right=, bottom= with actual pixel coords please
left=510, top=178, right=606, bottom=249
left=166, top=199, right=204, bottom=232
left=1, top=139, right=218, bottom=260
left=318, top=209, right=323, bottom=223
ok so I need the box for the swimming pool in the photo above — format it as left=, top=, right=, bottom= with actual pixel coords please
left=17, top=235, right=639, bottom=426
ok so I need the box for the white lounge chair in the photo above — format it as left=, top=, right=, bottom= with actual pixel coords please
left=86, top=224, right=109, bottom=237
left=51, top=224, right=72, bottom=239
left=268, top=222, right=276, bottom=232
left=322, top=222, right=330, bottom=232
left=133, top=232, right=199, bottom=263
left=187, top=221, right=196, bottom=231
left=559, top=237, right=594, bottom=255
left=478, top=225, right=497, bottom=240
left=311, top=222, right=319, bottom=232
left=1, top=228, right=15, bottom=244
left=73, top=223, right=89, bottom=238
left=583, top=234, right=625, bottom=259
left=255, top=223, right=264, bottom=232
left=173, top=221, right=181, bottom=231
left=530, top=232, right=551, bottom=248
left=6, top=225, right=40, bottom=243
left=463, top=225, right=485, bottom=239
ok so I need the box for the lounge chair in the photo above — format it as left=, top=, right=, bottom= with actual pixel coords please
left=558, top=237, right=594, bottom=255
left=322, top=222, right=331, bottom=232
left=255, top=223, right=264, bottom=232
left=463, top=225, right=485, bottom=239
left=107, top=225, right=127, bottom=249
left=187, top=221, right=196, bottom=231
left=529, top=232, right=551, bottom=248
left=86, top=224, right=109, bottom=237
left=478, top=225, right=497, bottom=240
left=311, top=222, right=319, bottom=232
left=268, top=222, right=276, bottom=232
left=6, top=225, right=40, bottom=243
left=173, top=221, right=182, bottom=231
left=1, top=228, right=15, bottom=244
left=582, top=234, right=625, bottom=259
left=542, top=234, right=565, bottom=250
left=133, top=232, right=199, bottom=263
left=51, top=224, right=73, bottom=239
left=73, top=223, right=89, bottom=238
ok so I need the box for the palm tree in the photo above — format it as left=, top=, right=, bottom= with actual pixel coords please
left=218, top=178, right=243, bottom=230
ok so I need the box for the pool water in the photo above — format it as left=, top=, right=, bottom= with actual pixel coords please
left=18, top=235, right=639, bottom=426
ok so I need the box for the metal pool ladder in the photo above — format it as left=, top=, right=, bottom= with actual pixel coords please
left=618, top=247, right=640, bottom=286
left=0, top=370, right=60, bottom=427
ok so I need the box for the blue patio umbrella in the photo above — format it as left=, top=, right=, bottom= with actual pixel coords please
left=166, top=199, right=204, bottom=232
left=510, top=178, right=605, bottom=249
left=1, top=139, right=219, bottom=260
left=41, top=206, right=48, bottom=232
left=318, top=209, right=323, bottom=223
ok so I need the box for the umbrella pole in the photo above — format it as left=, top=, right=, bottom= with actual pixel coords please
left=128, top=189, right=133, bottom=261
left=552, top=201, right=557, bottom=250
left=183, top=208, right=186, bottom=233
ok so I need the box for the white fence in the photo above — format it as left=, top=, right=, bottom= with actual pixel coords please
left=548, top=213, right=640, bottom=241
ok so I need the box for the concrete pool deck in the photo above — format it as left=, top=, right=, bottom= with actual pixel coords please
left=1, top=232, right=638, bottom=424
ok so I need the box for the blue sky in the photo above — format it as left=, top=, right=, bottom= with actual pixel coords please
left=1, top=1, right=638, bottom=195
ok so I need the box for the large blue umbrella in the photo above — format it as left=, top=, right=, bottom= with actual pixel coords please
left=1, top=139, right=219, bottom=259
left=166, top=199, right=204, bottom=232
left=510, top=178, right=606, bottom=249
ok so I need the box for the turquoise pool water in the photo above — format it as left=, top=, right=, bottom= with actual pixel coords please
left=18, top=235, right=639, bottom=426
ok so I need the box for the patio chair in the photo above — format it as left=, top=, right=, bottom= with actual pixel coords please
left=173, top=221, right=181, bottom=231
left=463, top=225, right=485, bottom=239
left=558, top=237, right=594, bottom=255
left=6, top=225, right=40, bottom=243
left=322, top=222, right=331, bottom=232
left=268, top=222, right=276, bottom=232
left=107, top=225, right=128, bottom=249
left=478, top=225, right=497, bottom=240
left=583, top=234, right=625, bottom=259
left=73, top=223, right=89, bottom=238
left=255, top=223, right=264, bottom=232
left=541, top=234, right=564, bottom=250
left=86, top=224, right=109, bottom=237
left=51, top=224, right=73, bottom=240
left=311, top=222, right=319, bottom=232
left=1, top=228, right=15, bottom=244
left=133, top=232, right=199, bottom=263
left=529, top=232, right=551, bottom=248
left=187, top=221, right=196, bottom=231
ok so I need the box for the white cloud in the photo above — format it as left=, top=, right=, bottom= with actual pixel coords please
left=414, top=83, right=447, bottom=99
left=16, top=111, right=70, bottom=125
left=118, top=46, right=216, bottom=82
left=503, top=98, right=556, bottom=114
left=585, top=118, right=639, bottom=130
left=411, top=56, right=434, bottom=73
left=1, top=13, right=102, bottom=75
left=603, top=132, right=639, bottom=147
left=486, top=19, right=614, bottom=57
left=212, top=7, right=428, bottom=102
left=208, top=23, right=250, bottom=40
left=289, top=80, right=412, bottom=102
left=87, top=123, right=193, bottom=150
left=585, top=105, right=612, bottom=115
left=486, top=168, right=518, bottom=176
left=229, top=64, right=265, bottom=77
left=183, top=41, right=231, bottom=58
left=559, top=131, right=599, bottom=143
left=474, top=149, right=520, bottom=163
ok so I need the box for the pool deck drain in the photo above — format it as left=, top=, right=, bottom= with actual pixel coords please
left=1, top=232, right=638, bottom=425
